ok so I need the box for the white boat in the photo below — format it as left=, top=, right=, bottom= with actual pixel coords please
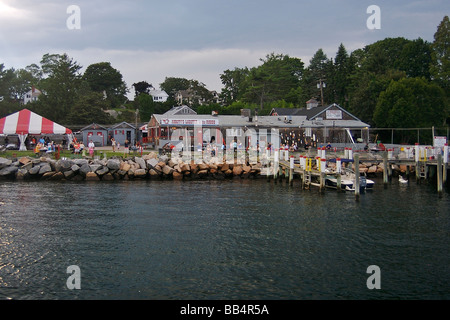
left=325, top=168, right=375, bottom=192
left=399, top=175, right=409, bottom=184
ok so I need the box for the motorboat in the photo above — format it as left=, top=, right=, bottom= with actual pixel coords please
left=399, top=175, right=409, bottom=184
left=325, top=167, right=375, bottom=192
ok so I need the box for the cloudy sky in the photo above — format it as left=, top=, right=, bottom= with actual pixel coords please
left=0, top=0, right=448, bottom=99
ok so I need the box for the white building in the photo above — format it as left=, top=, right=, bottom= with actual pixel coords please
left=149, top=87, right=169, bottom=103
left=23, top=86, right=42, bottom=104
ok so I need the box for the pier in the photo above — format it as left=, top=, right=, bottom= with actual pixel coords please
left=270, top=145, right=449, bottom=198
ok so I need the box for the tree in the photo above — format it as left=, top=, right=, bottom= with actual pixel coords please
left=430, top=16, right=450, bottom=92
left=65, top=91, right=112, bottom=125
left=132, top=81, right=153, bottom=96
left=32, top=53, right=83, bottom=122
left=374, top=77, right=447, bottom=130
left=135, top=93, right=155, bottom=122
left=83, top=62, right=128, bottom=107
left=333, top=44, right=351, bottom=107
left=220, top=67, right=249, bottom=105
left=301, top=49, right=331, bottom=106
left=242, top=53, right=304, bottom=109
left=160, top=77, right=190, bottom=98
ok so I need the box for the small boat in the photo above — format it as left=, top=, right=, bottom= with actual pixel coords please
left=325, top=168, right=375, bottom=192
left=399, top=175, right=409, bottom=184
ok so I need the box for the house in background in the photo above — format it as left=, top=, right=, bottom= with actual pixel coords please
left=164, top=105, right=197, bottom=116
left=81, top=123, right=108, bottom=147
left=108, top=121, right=136, bottom=146
left=149, top=87, right=169, bottom=103
left=23, top=86, right=42, bottom=104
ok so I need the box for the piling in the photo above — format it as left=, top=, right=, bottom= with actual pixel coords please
left=354, top=153, right=360, bottom=199
left=437, top=153, right=443, bottom=196
left=444, top=143, right=448, bottom=184
left=336, top=158, right=342, bottom=191
left=273, top=150, right=279, bottom=182
left=383, top=151, right=388, bottom=186
left=289, top=156, right=294, bottom=186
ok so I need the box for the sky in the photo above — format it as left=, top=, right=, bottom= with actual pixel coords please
left=0, top=0, right=448, bottom=100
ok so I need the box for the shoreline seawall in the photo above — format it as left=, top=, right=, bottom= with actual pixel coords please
left=0, top=152, right=413, bottom=182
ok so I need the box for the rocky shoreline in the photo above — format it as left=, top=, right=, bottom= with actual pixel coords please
left=0, top=153, right=410, bottom=182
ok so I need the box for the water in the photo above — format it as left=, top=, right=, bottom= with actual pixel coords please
left=0, top=178, right=449, bottom=300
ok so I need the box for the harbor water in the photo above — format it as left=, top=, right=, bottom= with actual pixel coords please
left=0, top=178, right=449, bottom=300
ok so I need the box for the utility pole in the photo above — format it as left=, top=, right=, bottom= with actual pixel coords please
left=317, top=78, right=326, bottom=106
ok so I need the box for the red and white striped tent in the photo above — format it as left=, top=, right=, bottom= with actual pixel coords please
left=0, top=109, right=73, bottom=151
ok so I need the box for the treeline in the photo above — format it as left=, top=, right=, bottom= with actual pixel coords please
left=0, top=16, right=448, bottom=131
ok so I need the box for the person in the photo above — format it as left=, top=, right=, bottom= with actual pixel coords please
left=123, top=139, right=129, bottom=156
left=364, top=143, right=369, bottom=152
left=111, top=138, right=116, bottom=152
left=326, top=142, right=332, bottom=150
left=378, top=142, right=386, bottom=151
left=88, top=140, right=95, bottom=157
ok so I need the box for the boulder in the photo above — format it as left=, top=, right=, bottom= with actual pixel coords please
left=233, top=165, right=243, bottom=176
left=173, top=171, right=183, bottom=180
left=71, top=164, right=80, bottom=172
left=56, top=159, right=73, bottom=172
left=102, top=173, right=114, bottom=181
left=19, top=157, right=31, bottom=165
left=0, top=166, right=18, bottom=176
left=16, top=168, right=30, bottom=180
left=29, top=166, right=41, bottom=175
left=368, top=166, right=378, bottom=174
left=89, top=164, right=103, bottom=173
left=147, top=158, right=159, bottom=169
left=106, top=159, right=121, bottom=170
left=134, top=169, right=147, bottom=178
left=49, top=172, right=64, bottom=181
left=79, top=164, right=92, bottom=176
left=38, top=164, right=52, bottom=175
left=85, top=172, right=100, bottom=181
left=63, top=170, right=75, bottom=179
left=162, top=166, right=174, bottom=175
left=41, top=172, right=56, bottom=180
left=0, top=158, right=12, bottom=169
left=134, top=157, right=146, bottom=169
left=96, top=166, right=110, bottom=176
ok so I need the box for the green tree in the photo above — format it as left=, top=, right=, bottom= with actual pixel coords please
left=83, top=62, right=127, bottom=107
left=219, top=67, right=249, bottom=105
left=135, top=93, right=155, bottom=122
left=65, top=90, right=112, bottom=125
left=160, top=77, right=190, bottom=98
left=430, top=16, right=450, bottom=92
left=242, top=53, right=304, bottom=109
left=31, top=53, right=83, bottom=122
left=132, top=81, right=153, bottom=96
left=301, top=49, right=331, bottom=106
left=374, top=77, right=447, bottom=130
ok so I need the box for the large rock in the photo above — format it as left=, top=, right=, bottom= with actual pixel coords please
left=233, top=165, right=243, bottom=176
left=89, top=164, right=103, bottom=173
left=56, top=159, right=73, bottom=172
left=16, top=168, right=30, bottom=180
left=29, top=165, right=41, bottom=175
left=121, top=162, right=131, bottom=172
left=96, top=166, right=110, bottom=176
left=134, top=157, right=146, bottom=169
left=147, top=158, right=159, bottom=169
left=71, top=164, right=80, bottom=172
left=102, top=173, right=114, bottom=181
left=19, top=157, right=31, bottom=166
left=64, top=170, right=75, bottom=179
left=39, top=164, right=52, bottom=175
left=79, top=164, right=92, bottom=176
left=106, top=159, right=121, bottom=170
left=0, top=158, right=12, bottom=169
left=134, top=168, right=147, bottom=178
left=85, top=172, right=100, bottom=181
left=173, top=171, right=183, bottom=180
left=162, top=166, right=174, bottom=175
left=0, top=166, right=18, bottom=176
left=72, top=159, right=89, bottom=167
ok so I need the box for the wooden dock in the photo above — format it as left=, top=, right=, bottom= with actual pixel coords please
left=264, top=149, right=448, bottom=198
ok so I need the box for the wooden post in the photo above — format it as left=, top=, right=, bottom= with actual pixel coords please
left=383, top=151, right=388, bottom=187
left=354, top=153, right=360, bottom=199
left=415, top=143, right=420, bottom=183
left=273, top=150, right=279, bottom=183
left=437, top=153, right=443, bottom=196
left=443, top=143, right=448, bottom=184
left=289, top=156, right=294, bottom=186
left=336, top=158, right=342, bottom=191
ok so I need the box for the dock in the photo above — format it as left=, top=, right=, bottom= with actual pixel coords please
left=265, top=146, right=449, bottom=198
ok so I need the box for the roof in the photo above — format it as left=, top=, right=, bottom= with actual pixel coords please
left=270, top=103, right=362, bottom=122
left=149, top=90, right=169, bottom=97
left=110, top=121, right=136, bottom=129
left=163, top=105, right=197, bottom=116
left=151, top=113, right=369, bottom=129
left=80, top=123, right=108, bottom=131
left=0, top=109, right=72, bottom=135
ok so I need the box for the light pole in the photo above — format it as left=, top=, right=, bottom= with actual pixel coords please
left=317, top=78, right=326, bottom=106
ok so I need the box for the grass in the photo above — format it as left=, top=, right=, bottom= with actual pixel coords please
left=0, top=149, right=157, bottom=160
